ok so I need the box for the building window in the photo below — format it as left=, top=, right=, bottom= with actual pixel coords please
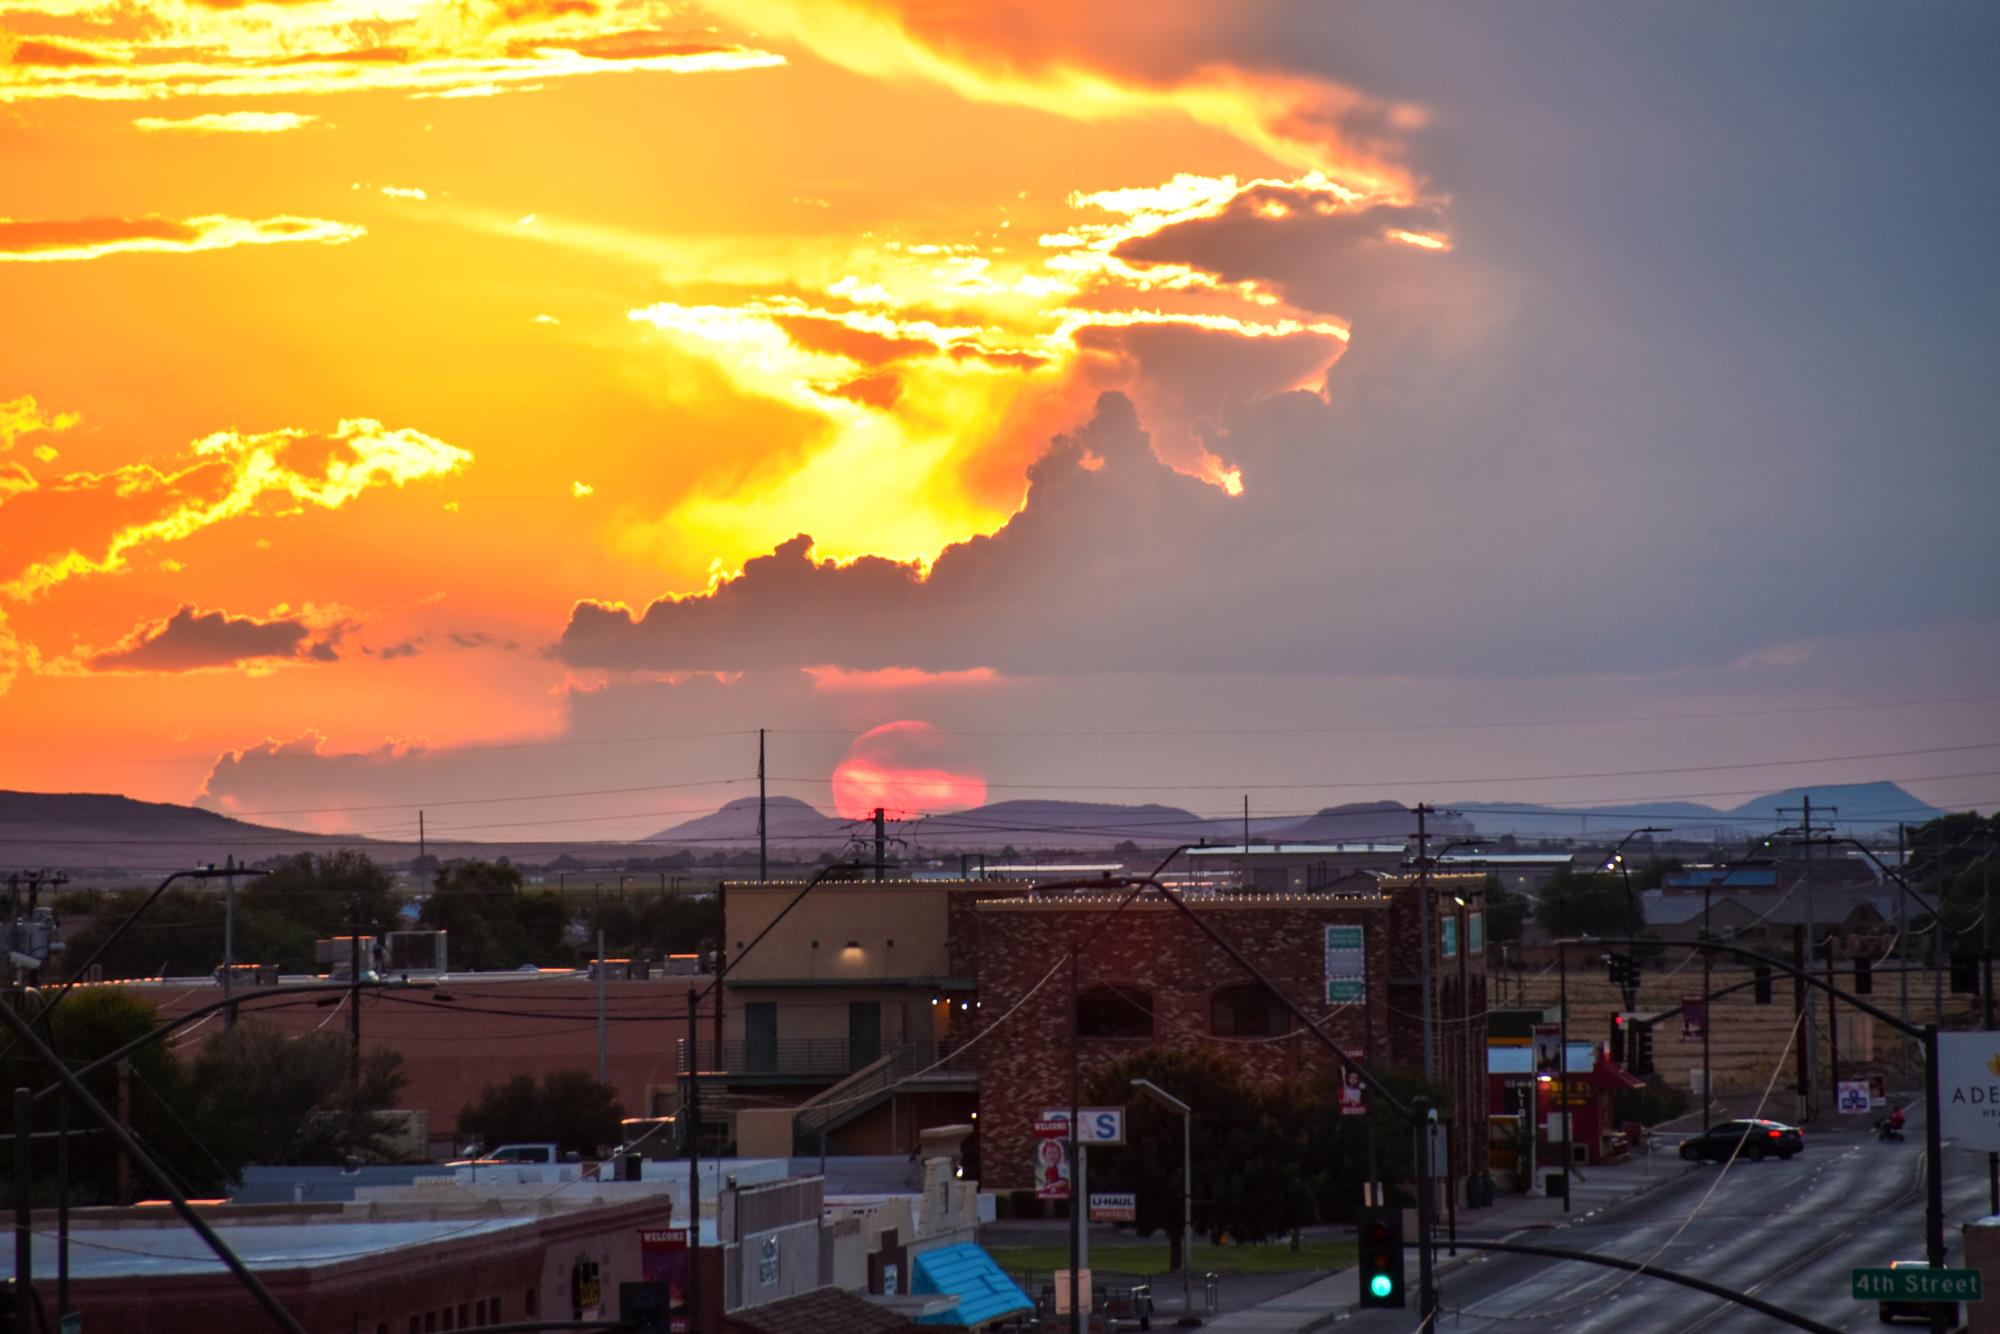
left=1468, top=910, right=1485, bottom=955
left=1441, top=915, right=1459, bottom=959
left=475, top=1300, right=486, bottom=1326
left=1076, top=986, right=1153, bottom=1038
left=458, top=1304, right=469, bottom=1329
left=1210, top=984, right=1290, bottom=1037
left=526, top=1289, right=538, bottom=1317
left=490, top=1296, right=502, bottom=1323
left=409, top=1317, right=421, bottom=1334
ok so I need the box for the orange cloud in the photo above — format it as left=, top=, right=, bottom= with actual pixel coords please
left=0, top=7, right=782, bottom=103
left=807, top=665, right=1000, bottom=692
left=2, top=417, right=471, bottom=601
left=133, top=111, right=319, bottom=133
left=0, top=214, right=363, bottom=263
left=716, top=0, right=1421, bottom=195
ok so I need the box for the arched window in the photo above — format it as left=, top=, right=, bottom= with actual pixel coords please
left=1076, top=986, right=1154, bottom=1038
left=1211, top=984, right=1290, bottom=1037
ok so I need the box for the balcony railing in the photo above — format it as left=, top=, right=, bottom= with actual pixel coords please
left=675, top=1037, right=975, bottom=1079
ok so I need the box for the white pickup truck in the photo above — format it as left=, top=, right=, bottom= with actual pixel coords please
left=445, top=1142, right=577, bottom=1185
left=451, top=1142, right=561, bottom=1165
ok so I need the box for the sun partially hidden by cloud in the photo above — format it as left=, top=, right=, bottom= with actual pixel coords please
left=0, top=215, right=363, bottom=263
left=603, top=161, right=1420, bottom=571
left=830, top=719, right=986, bottom=818
left=1, top=416, right=472, bottom=601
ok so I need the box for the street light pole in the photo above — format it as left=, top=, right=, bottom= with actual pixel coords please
left=1702, top=882, right=1713, bottom=1130
left=1130, top=1078, right=1198, bottom=1328
left=1415, top=804, right=1436, bottom=1084
left=678, top=860, right=871, bottom=1334
left=1558, top=940, right=1571, bottom=1213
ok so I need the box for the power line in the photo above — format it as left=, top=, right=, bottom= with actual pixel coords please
left=771, top=738, right=2000, bottom=794
left=768, top=691, right=2000, bottom=739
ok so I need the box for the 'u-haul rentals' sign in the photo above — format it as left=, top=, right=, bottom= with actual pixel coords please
left=1090, top=1192, right=1137, bottom=1223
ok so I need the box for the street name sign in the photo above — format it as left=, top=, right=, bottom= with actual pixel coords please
left=1851, top=1267, right=1982, bottom=1302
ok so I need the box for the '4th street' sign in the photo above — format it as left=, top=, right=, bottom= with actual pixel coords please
left=1851, top=1267, right=1981, bottom=1302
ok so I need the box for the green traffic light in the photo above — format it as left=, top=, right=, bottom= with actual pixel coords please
left=1369, top=1274, right=1395, bottom=1299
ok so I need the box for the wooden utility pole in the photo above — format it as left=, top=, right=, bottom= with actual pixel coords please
left=116, top=1059, right=130, bottom=1204
left=348, top=903, right=362, bottom=1097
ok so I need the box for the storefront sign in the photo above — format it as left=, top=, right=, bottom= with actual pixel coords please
left=1033, top=1119, right=1071, bottom=1199
left=1325, top=925, right=1366, bottom=1003
left=1938, top=1033, right=2000, bottom=1150
left=639, top=1228, right=690, bottom=1333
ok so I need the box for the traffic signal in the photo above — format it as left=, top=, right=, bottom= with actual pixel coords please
left=619, top=1281, right=673, bottom=1334
left=1609, top=1012, right=1627, bottom=1065
left=1753, top=963, right=1773, bottom=1005
left=1356, top=1206, right=1405, bottom=1308
left=1631, top=1022, right=1655, bottom=1077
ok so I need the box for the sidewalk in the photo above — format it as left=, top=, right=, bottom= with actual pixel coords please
left=1192, top=1146, right=1698, bottom=1332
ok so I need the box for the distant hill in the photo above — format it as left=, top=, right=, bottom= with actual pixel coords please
left=1451, top=782, right=1942, bottom=841
left=0, top=789, right=363, bottom=875
left=647, top=796, right=850, bottom=847
left=1266, top=801, right=1468, bottom=844
left=910, top=800, right=1225, bottom=849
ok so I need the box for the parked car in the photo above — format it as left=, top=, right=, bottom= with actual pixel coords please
left=1678, top=1118, right=1803, bottom=1162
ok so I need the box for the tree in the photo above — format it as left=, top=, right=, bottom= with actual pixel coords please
left=1482, top=876, right=1528, bottom=947
left=458, top=1069, right=625, bottom=1157
left=585, top=894, right=719, bottom=960
left=1907, top=812, right=2000, bottom=925
left=1219, top=1080, right=1320, bottom=1248
left=240, top=851, right=400, bottom=972
left=36, top=987, right=207, bottom=1203
left=1081, top=1048, right=1264, bottom=1264
left=181, top=1022, right=409, bottom=1179
left=1302, top=1061, right=1453, bottom=1214
left=1532, top=869, right=1641, bottom=937
left=54, top=888, right=229, bottom=980
left=421, top=861, right=576, bottom=969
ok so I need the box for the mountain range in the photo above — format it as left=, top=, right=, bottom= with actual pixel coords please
left=0, top=780, right=1949, bottom=876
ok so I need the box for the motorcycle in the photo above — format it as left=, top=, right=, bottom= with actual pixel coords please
left=1875, top=1116, right=1906, bottom=1142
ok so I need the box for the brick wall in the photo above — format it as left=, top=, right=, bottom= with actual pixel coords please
left=967, top=881, right=1488, bottom=1195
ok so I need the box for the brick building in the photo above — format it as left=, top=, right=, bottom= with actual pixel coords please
left=959, top=876, right=1488, bottom=1200
left=14, top=1195, right=675, bottom=1334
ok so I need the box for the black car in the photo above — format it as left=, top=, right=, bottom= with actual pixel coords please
left=1678, top=1118, right=1803, bottom=1162
left=1878, top=1259, right=1961, bottom=1326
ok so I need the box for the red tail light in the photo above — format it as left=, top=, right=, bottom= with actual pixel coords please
left=1767, top=1130, right=1781, bottom=1139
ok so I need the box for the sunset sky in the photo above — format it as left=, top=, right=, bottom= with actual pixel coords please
left=3, top=2, right=1996, bottom=842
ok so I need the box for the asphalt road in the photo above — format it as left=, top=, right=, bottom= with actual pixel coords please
left=1341, top=1110, right=1992, bottom=1333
